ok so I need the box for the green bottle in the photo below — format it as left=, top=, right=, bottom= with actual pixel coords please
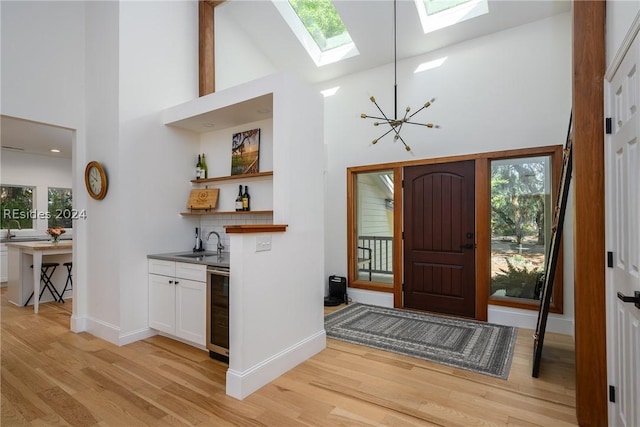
left=195, top=154, right=202, bottom=179
left=201, top=153, right=208, bottom=179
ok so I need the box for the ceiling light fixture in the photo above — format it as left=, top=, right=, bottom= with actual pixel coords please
left=361, top=0, right=439, bottom=152
left=50, top=149, right=61, bottom=153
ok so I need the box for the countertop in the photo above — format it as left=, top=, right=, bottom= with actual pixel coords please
left=147, top=251, right=230, bottom=269
left=5, top=240, right=73, bottom=250
left=1, top=236, right=73, bottom=244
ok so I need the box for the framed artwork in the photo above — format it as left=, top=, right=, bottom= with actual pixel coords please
left=231, top=128, right=260, bottom=175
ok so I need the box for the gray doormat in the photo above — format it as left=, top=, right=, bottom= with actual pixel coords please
left=325, top=303, right=517, bottom=379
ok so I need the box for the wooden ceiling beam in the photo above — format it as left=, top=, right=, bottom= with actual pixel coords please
left=198, top=0, right=225, bottom=96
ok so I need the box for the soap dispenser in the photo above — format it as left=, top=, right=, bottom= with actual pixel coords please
left=193, top=227, right=200, bottom=252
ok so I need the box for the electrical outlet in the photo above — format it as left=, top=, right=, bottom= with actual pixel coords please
left=256, top=235, right=272, bottom=252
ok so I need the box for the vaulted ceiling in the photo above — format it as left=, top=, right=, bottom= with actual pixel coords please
left=219, top=0, right=571, bottom=84
left=1, top=0, right=570, bottom=158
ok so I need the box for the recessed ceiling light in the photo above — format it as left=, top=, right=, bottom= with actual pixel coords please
left=202, top=123, right=215, bottom=128
left=50, top=149, right=61, bottom=153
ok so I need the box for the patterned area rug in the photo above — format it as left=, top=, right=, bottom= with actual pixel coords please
left=325, top=303, right=517, bottom=379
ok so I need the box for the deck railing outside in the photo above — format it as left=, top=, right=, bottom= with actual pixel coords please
left=358, top=236, right=393, bottom=275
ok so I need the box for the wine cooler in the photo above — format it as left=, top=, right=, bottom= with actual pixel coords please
left=206, top=266, right=229, bottom=362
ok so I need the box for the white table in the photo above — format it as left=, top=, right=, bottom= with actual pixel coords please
left=6, top=240, right=72, bottom=313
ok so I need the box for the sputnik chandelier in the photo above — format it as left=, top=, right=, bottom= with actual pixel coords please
left=361, top=0, right=439, bottom=152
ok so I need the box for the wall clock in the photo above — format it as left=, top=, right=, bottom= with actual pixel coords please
left=84, top=161, right=108, bottom=200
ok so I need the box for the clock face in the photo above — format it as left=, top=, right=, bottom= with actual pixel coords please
left=85, top=161, right=108, bottom=200
left=89, top=167, right=102, bottom=194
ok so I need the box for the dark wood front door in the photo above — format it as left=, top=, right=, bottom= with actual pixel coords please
left=403, top=161, right=476, bottom=318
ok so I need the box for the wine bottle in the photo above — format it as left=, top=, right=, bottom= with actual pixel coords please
left=195, top=154, right=202, bottom=179
left=235, top=185, right=244, bottom=212
left=242, top=185, right=250, bottom=211
left=201, top=153, right=208, bottom=179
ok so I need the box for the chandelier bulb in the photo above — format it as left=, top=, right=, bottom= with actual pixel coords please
left=373, top=122, right=379, bottom=126
left=405, top=145, right=411, bottom=152
left=372, top=139, right=378, bottom=144
left=361, top=114, right=367, bottom=119
left=406, top=106, right=411, bottom=112
left=370, top=96, right=376, bottom=103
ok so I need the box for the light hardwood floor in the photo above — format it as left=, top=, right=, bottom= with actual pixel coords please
left=1, top=290, right=577, bottom=426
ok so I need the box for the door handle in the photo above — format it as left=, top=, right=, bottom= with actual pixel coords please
left=460, top=243, right=476, bottom=249
left=617, top=291, right=640, bottom=309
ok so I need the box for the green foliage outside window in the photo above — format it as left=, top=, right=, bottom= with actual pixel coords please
left=491, top=256, right=543, bottom=299
left=490, top=156, right=550, bottom=301
left=0, top=185, right=34, bottom=229
left=48, top=188, right=73, bottom=228
left=288, top=0, right=349, bottom=51
left=491, top=160, right=547, bottom=245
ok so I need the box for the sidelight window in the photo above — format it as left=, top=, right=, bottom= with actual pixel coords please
left=489, top=153, right=562, bottom=311
left=348, top=166, right=401, bottom=293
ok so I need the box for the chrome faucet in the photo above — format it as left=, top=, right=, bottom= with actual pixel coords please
left=6, top=219, right=21, bottom=240
left=207, top=231, right=225, bottom=255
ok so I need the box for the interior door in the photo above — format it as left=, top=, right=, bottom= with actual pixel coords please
left=403, top=161, right=476, bottom=318
left=607, top=31, right=640, bottom=427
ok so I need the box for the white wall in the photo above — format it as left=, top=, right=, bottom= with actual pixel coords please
left=0, top=1, right=85, bottom=129
left=0, top=151, right=73, bottom=236
left=214, top=2, right=278, bottom=91
left=83, top=0, right=122, bottom=338
left=606, top=1, right=640, bottom=69
left=225, top=74, right=326, bottom=399
left=116, top=0, right=200, bottom=341
left=321, top=13, right=573, bottom=333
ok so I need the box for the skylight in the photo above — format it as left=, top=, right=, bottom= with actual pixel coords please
left=273, top=0, right=359, bottom=67
left=415, top=0, right=489, bottom=34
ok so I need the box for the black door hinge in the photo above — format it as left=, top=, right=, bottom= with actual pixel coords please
left=606, top=118, right=612, bottom=134
left=609, top=385, right=616, bottom=403
left=607, top=251, right=614, bottom=268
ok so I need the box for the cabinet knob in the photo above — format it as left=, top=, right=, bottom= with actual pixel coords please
left=169, top=280, right=173, bottom=284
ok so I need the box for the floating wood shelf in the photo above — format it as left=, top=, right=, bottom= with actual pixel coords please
left=179, top=210, right=273, bottom=216
left=225, top=224, right=287, bottom=234
left=191, top=171, right=273, bottom=184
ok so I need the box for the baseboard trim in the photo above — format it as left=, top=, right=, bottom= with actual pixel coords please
left=84, top=316, right=121, bottom=345
left=347, top=288, right=394, bottom=307
left=70, top=314, right=87, bottom=333
left=226, top=330, right=326, bottom=400
left=118, top=327, right=156, bottom=346
left=488, top=305, right=574, bottom=336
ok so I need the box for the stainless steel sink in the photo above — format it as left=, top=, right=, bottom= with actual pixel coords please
left=176, top=252, right=217, bottom=258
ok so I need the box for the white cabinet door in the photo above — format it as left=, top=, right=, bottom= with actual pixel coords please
left=148, top=273, right=176, bottom=335
left=175, top=278, right=206, bottom=346
left=1, top=245, right=8, bottom=283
